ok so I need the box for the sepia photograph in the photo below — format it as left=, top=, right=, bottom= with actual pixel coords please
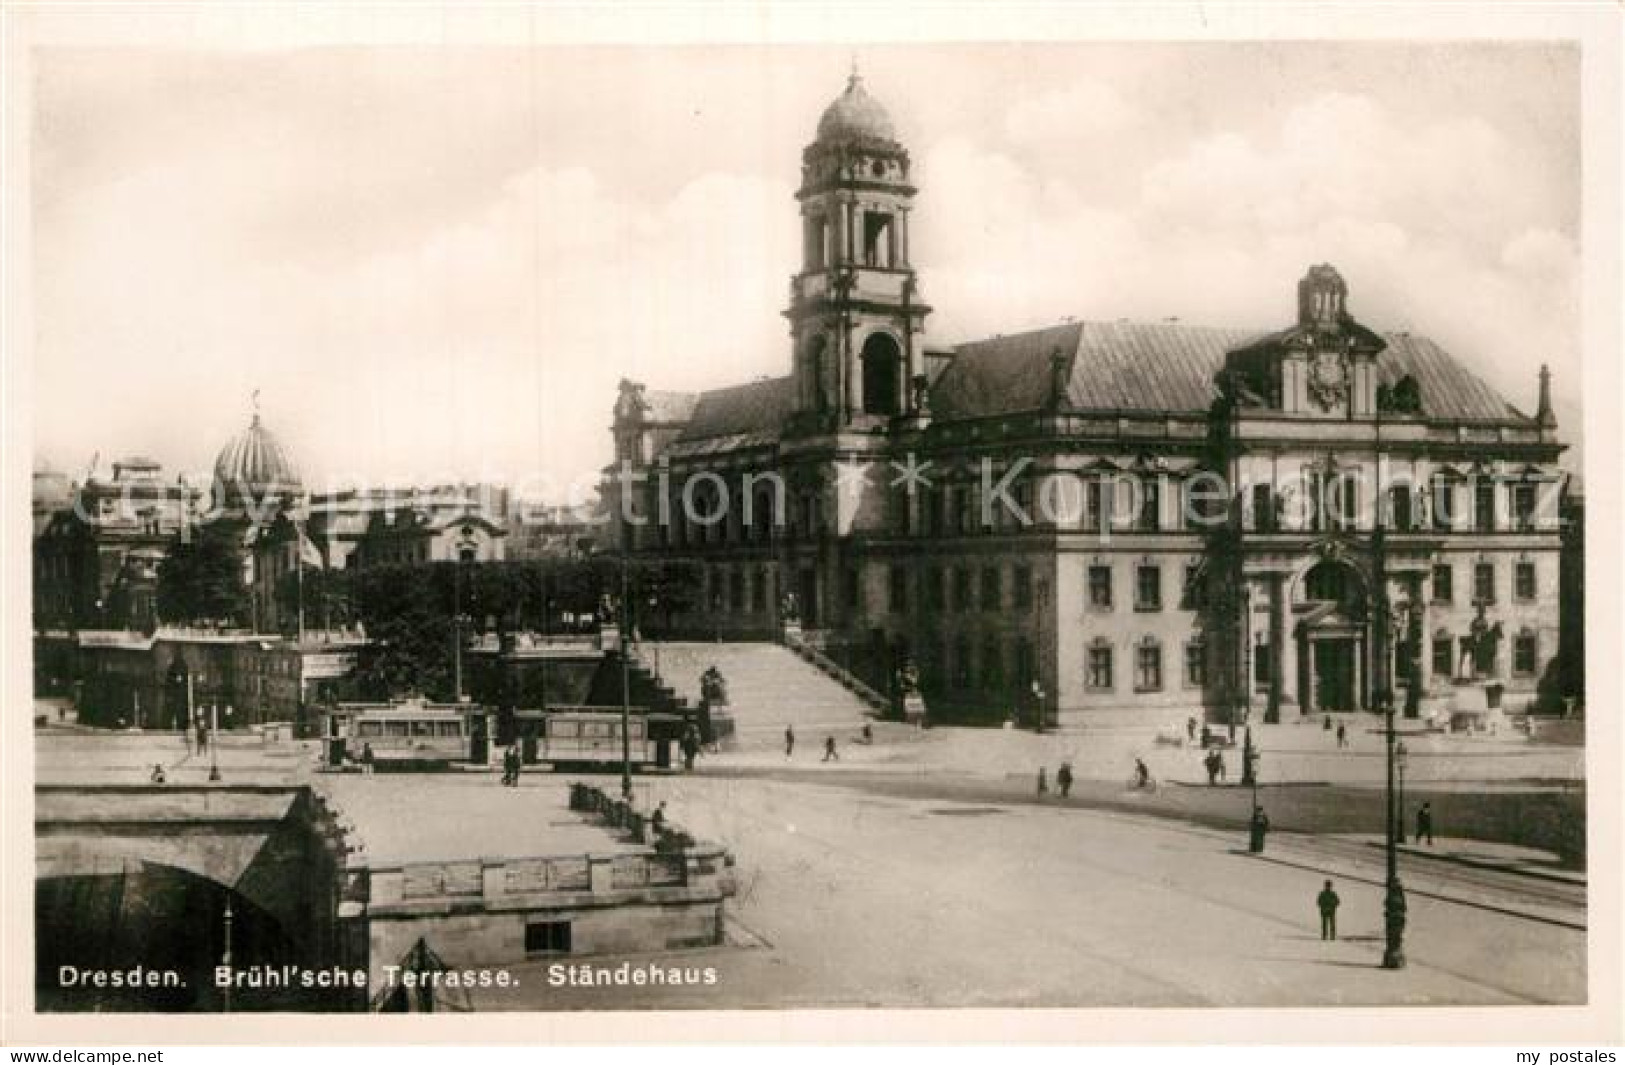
left=4, top=4, right=1621, bottom=1048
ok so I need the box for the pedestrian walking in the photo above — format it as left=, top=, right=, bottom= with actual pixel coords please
left=1186, top=716, right=1197, bottom=743
left=823, top=735, right=839, bottom=762
left=1336, top=722, right=1348, bottom=749
left=1200, top=724, right=1213, bottom=748
left=1416, top=801, right=1435, bottom=846
left=1204, top=750, right=1219, bottom=786
left=1248, top=805, right=1270, bottom=854
left=1317, top=879, right=1341, bottom=940
left=361, top=742, right=376, bottom=776
left=1056, top=761, right=1073, bottom=798
left=651, top=801, right=668, bottom=833
left=195, top=721, right=208, bottom=754
left=509, top=745, right=523, bottom=786
left=149, top=763, right=166, bottom=784
left=1215, top=750, right=1227, bottom=783
left=861, top=722, right=873, bottom=744
left=499, top=745, right=512, bottom=785
left=785, top=725, right=795, bottom=758
left=1036, top=766, right=1049, bottom=796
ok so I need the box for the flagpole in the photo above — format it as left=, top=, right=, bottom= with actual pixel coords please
left=297, top=544, right=305, bottom=644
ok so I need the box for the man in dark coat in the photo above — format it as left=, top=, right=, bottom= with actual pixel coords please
left=1056, top=761, right=1073, bottom=798
left=1416, top=802, right=1435, bottom=846
left=823, top=735, right=839, bottom=762
left=785, top=725, right=795, bottom=759
left=1248, top=805, right=1270, bottom=853
left=1317, top=879, right=1341, bottom=940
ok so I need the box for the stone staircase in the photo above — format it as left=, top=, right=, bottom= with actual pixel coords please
left=644, top=642, right=876, bottom=750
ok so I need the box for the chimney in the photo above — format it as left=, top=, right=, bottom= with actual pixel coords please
left=1536, top=364, right=1557, bottom=431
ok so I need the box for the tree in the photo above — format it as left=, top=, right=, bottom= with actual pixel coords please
left=156, top=526, right=249, bottom=625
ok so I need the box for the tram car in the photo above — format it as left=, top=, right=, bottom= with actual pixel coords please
left=323, top=699, right=686, bottom=772
left=323, top=697, right=490, bottom=770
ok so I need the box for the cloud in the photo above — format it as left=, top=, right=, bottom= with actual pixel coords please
left=1004, top=79, right=1140, bottom=145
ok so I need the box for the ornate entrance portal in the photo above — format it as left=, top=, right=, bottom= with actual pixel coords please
left=1310, top=635, right=1360, bottom=712
left=1295, top=557, right=1369, bottom=714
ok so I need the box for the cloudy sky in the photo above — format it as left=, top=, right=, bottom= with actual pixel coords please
left=32, top=41, right=1581, bottom=497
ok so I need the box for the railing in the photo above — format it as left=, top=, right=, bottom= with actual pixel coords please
left=780, top=629, right=889, bottom=716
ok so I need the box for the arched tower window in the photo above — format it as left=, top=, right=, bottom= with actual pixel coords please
left=803, top=334, right=829, bottom=412
left=860, top=333, right=903, bottom=416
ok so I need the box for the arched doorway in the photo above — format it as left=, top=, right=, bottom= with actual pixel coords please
left=860, top=333, right=902, bottom=416
left=36, top=862, right=310, bottom=1012
left=1296, top=558, right=1369, bottom=713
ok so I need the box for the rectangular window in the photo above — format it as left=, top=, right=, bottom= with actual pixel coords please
left=1511, top=482, right=1538, bottom=530
left=1514, top=632, right=1538, bottom=676
left=1137, top=480, right=1161, bottom=532
left=1087, top=645, right=1113, bottom=691
left=1431, top=564, right=1453, bottom=604
left=1252, top=483, right=1275, bottom=532
left=1135, top=564, right=1162, bottom=611
left=980, top=567, right=1001, bottom=612
left=1135, top=644, right=1163, bottom=692
left=952, top=568, right=973, bottom=612
left=1184, top=641, right=1206, bottom=688
left=1475, top=480, right=1497, bottom=532
left=1474, top=562, right=1496, bottom=604
left=525, top=920, right=572, bottom=956
left=1085, top=478, right=1108, bottom=532
left=1013, top=565, right=1033, bottom=609
left=1431, top=475, right=1456, bottom=531
left=889, top=566, right=909, bottom=614
left=1432, top=636, right=1453, bottom=679
left=1388, top=484, right=1414, bottom=531
left=1515, top=561, right=1537, bottom=601
left=1088, top=565, right=1113, bottom=610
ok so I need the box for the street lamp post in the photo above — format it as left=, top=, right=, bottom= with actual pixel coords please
left=1396, top=740, right=1409, bottom=844
left=1382, top=693, right=1408, bottom=970
left=221, top=897, right=234, bottom=1013
left=618, top=553, right=633, bottom=800
left=208, top=702, right=221, bottom=782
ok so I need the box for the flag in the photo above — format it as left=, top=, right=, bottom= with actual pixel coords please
left=298, top=530, right=324, bottom=568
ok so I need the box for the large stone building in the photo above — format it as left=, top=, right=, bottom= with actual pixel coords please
left=606, top=71, right=1571, bottom=727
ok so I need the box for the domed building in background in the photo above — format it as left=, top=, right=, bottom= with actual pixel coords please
left=212, top=410, right=304, bottom=512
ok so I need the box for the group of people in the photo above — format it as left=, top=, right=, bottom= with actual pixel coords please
left=1202, top=748, right=1228, bottom=785
left=784, top=725, right=851, bottom=763
left=1035, top=761, right=1075, bottom=797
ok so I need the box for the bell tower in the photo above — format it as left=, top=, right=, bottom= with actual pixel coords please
left=786, top=68, right=931, bottom=432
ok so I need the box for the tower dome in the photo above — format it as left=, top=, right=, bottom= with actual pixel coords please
left=816, top=69, right=897, bottom=145
left=213, top=412, right=302, bottom=506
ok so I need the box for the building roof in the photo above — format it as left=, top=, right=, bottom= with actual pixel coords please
left=642, top=389, right=701, bottom=424
left=214, top=414, right=302, bottom=499
left=816, top=71, right=897, bottom=145
left=929, top=319, right=1531, bottom=424
left=675, top=376, right=797, bottom=444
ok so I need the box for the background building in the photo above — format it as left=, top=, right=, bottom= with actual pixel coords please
left=607, top=72, right=1570, bottom=728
